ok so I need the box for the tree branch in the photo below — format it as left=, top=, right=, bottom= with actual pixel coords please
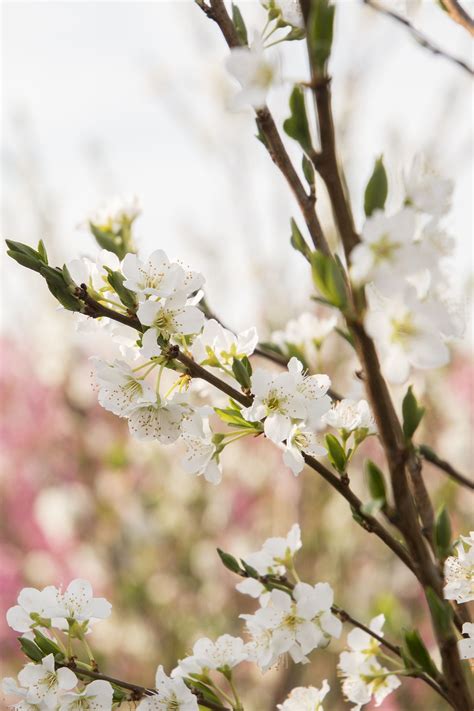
left=440, top=0, right=474, bottom=36
left=362, top=0, right=473, bottom=76
left=419, top=444, right=474, bottom=491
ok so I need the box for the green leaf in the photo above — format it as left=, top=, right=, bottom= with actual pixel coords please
left=365, top=460, right=387, bottom=505
left=402, top=386, right=425, bottom=441
left=403, top=629, right=440, bottom=679
left=307, top=0, right=335, bottom=76
left=241, top=560, right=259, bottom=579
left=290, top=218, right=311, bottom=262
left=240, top=355, right=253, bottom=377
left=18, top=637, right=44, bottom=662
left=310, top=251, right=347, bottom=309
left=106, top=269, right=137, bottom=309
left=33, top=629, right=63, bottom=657
left=231, top=3, right=248, bottom=45
left=426, top=588, right=453, bottom=636
left=7, top=249, right=43, bottom=273
left=435, top=506, right=452, bottom=559
left=214, top=407, right=255, bottom=430
left=283, top=86, right=313, bottom=155
left=302, top=155, right=315, bottom=187
left=89, top=224, right=126, bottom=260
left=325, top=433, right=347, bottom=473
left=232, top=357, right=252, bottom=389
left=41, top=266, right=82, bottom=312
left=364, top=156, right=388, bottom=217
left=217, top=548, right=242, bottom=575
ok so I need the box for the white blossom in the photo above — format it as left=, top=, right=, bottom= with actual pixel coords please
left=242, top=368, right=306, bottom=443
left=18, top=655, right=77, bottom=709
left=6, top=586, right=59, bottom=633
left=59, top=680, right=113, bottom=711
left=225, top=35, right=278, bottom=109
left=173, top=635, right=248, bottom=677
left=180, top=418, right=222, bottom=485
left=127, top=396, right=188, bottom=443
left=277, top=680, right=330, bottom=710
left=287, top=357, right=332, bottom=427
left=191, top=319, right=258, bottom=370
left=350, top=208, right=418, bottom=294
left=444, top=532, right=474, bottom=604
left=365, top=286, right=456, bottom=384
left=2, top=675, right=46, bottom=710
left=47, top=579, right=112, bottom=627
left=322, top=399, right=376, bottom=436
left=458, top=622, right=474, bottom=660
left=138, top=295, right=204, bottom=348
left=272, top=312, right=337, bottom=356
left=283, top=424, right=327, bottom=476
left=93, top=358, right=155, bottom=417
left=136, top=666, right=198, bottom=711
left=242, top=582, right=341, bottom=670
left=404, top=157, right=453, bottom=217
left=237, top=523, right=302, bottom=584
left=338, top=614, right=401, bottom=710
left=67, top=250, right=120, bottom=294
left=122, top=250, right=193, bottom=300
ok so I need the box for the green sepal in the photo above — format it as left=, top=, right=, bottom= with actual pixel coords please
left=241, top=560, right=259, bottom=579
left=402, top=386, right=425, bottom=441
left=364, top=156, right=388, bottom=217
left=325, top=433, right=346, bottom=473
left=302, top=155, right=315, bottom=187
left=283, top=86, right=313, bottom=155
left=232, top=357, right=252, bottom=389
left=231, top=3, right=248, bottom=45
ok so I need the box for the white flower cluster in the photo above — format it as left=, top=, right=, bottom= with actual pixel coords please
left=88, top=194, right=142, bottom=232
left=271, top=312, right=337, bottom=366
left=338, top=615, right=401, bottom=710
left=444, top=530, right=474, bottom=660
left=242, top=357, right=330, bottom=474
left=3, top=580, right=113, bottom=711
left=277, top=680, right=330, bottom=711
left=352, top=159, right=460, bottom=384
left=235, top=525, right=341, bottom=672
left=6, top=579, right=112, bottom=633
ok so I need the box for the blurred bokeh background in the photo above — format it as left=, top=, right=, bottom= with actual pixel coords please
left=1, top=1, right=472, bottom=709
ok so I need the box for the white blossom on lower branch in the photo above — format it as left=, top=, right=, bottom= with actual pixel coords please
left=173, top=634, right=248, bottom=677
left=444, top=531, right=474, bottom=604
left=136, top=666, right=198, bottom=711
left=277, top=680, right=330, bottom=711
left=17, top=655, right=77, bottom=709
left=58, top=680, right=114, bottom=711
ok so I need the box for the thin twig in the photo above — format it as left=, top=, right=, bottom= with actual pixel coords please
left=419, top=445, right=474, bottom=491
left=363, top=0, right=473, bottom=76
left=442, top=0, right=474, bottom=36
left=59, top=662, right=230, bottom=710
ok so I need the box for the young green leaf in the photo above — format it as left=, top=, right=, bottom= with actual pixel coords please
left=426, top=588, right=453, bottom=636
left=403, top=629, right=440, bottom=680
left=435, top=506, right=452, bottom=560
left=325, top=433, right=347, bottom=473
left=365, top=460, right=387, bottom=505
left=232, top=358, right=252, bottom=390
left=290, top=218, right=312, bottom=261
left=217, top=548, right=242, bottom=575
left=307, top=0, right=335, bottom=76
left=283, top=86, right=313, bottom=155
left=364, top=156, right=388, bottom=217
left=33, top=629, right=63, bottom=657
left=402, top=386, right=425, bottom=440
left=18, top=637, right=44, bottom=662
left=231, top=4, right=248, bottom=45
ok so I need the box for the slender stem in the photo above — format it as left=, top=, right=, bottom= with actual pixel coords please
left=419, top=445, right=474, bottom=491
left=442, top=0, right=474, bottom=36
left=362, top=0, right=473, bottom=75
left=58, top=661, right=231, bottom=710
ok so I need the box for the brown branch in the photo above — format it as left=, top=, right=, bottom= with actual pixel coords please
left=440, top=0, right=474, bottom=36
left=363, top=0, right=474, bottom=75
left=60, top=662, right=230, bottom=711
left=419, top=445, right=474, bottom=491
left=197, top=0, right=330, bottom=255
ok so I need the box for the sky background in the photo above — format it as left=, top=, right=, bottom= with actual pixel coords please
left=1, top=0, right=473, bottom=344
